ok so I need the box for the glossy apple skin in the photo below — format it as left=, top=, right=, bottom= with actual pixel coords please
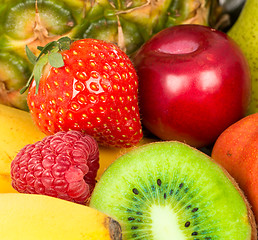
left=133, top=24, right=251, bottom=148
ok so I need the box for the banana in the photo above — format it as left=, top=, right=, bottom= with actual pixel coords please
left=0, top=104, right=46, bottom=193
left=0, top=193, right=122, bottom=240
left=0, top=104, right=156, bottom=192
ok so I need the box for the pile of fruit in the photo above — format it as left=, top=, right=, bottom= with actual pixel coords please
left=0, top=0, right=217, bottom=110
left=0, top=0, right=257, bottom=239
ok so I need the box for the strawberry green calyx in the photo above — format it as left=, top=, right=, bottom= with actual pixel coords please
left=0, top=0, right=219, bottom=113
left=21, top=36, right=72, bottom=95
left=26, top=38, right=143, bottom=147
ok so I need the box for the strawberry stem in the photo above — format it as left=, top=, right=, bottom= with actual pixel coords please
left=20, top=37, right=72, bottom=95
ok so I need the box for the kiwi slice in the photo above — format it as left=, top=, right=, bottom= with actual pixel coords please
left=90, top=141, right=256, bottom=240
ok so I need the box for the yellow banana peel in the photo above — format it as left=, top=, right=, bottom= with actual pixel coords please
left=0, top=193, right=122, bottom=240
left=0, top=104, right=156, bottom=192
left=0, top=104, right=46, bottom=193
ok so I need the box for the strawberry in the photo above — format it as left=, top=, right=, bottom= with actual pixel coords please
left=22, top=37, right=143, bottom=147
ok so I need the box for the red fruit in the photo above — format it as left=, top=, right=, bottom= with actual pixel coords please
left=211, top=113, right=258, bottom=223
left=25, top=38, right=142, bottom=148
left=133, top=24, right=251, bottom=148
left=11, top=130, right=99, bottom=204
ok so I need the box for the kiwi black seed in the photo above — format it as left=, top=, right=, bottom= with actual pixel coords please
left=90, top=141, right=255, bottom=240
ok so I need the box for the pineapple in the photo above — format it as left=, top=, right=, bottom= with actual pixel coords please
left=0, top=0, right=218, bottom=110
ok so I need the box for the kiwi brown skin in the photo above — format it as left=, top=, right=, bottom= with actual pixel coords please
left=136, top=142, right=258, bottom=239
left=90, top=141, right=257, bottom=240
left=184, top=142, right=257, bottom=239
left=181, top=143, right=257, bottom=238
left=210, top=155, right=257, bottom=239
left=159, top=142, right=258, bottom=239
left=173, top=142, right=257, bottom=239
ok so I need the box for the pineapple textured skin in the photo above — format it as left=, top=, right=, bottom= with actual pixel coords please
left=0, top=0, right=215, bottom=110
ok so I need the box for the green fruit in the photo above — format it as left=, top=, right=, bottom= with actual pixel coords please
left=0, top=0, right=84, bottom=110
left=72, top=0, right=217, bottom=55
left=228, top=0, right=258, bottom=114
left=0, top=50, right=31, bottom=110
left=0, top=0, right=216, bottom=56
left=90, top=141, right=256, bottom=239
left=0, top=0, right=82, bottom=56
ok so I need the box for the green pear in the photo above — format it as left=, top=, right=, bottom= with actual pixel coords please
left=228, top=0, right=258, bottom=114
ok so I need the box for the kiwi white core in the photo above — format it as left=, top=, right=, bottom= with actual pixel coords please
left=90, top=142, right=254, bottom=240
left=151, top=205, right=186, bottom=240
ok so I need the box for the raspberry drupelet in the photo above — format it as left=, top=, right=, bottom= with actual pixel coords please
left=11, top=130, right=99, bottom=204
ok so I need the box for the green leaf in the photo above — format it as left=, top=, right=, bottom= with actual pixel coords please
left=57, top=36, right=71, bottom=50
left=33, top=55, right=48, bottom=94
left=48, top=52, right=64, bottom=68
left=20, top=73, right=34, bottom=94
left=21, top=37, right=72, bottom=95
left=58, top=36, right=71, bottom=43
left=36, top=41, right=58, bottom=61
left=25, top=45, right=37, bottom=64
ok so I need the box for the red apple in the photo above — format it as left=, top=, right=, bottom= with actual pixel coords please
left=133, top=24, right=251, bottom=148
left=211, top=113, right=258, bottom=223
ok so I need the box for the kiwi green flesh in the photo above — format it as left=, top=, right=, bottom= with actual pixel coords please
left=90, top=141, right=253, bottom=240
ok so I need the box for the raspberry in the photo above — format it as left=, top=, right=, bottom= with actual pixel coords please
left=11, top=130, right=99, bottom=204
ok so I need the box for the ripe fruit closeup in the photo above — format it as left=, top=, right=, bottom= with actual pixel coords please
left=90, top=141, right=256, bottom=239
left=25, top=37, right=142, bottom=148
left=0, top=193, right=122, bottom=240
left=212, top=113, right=258, bottom=223
left=0, top=0, right=216, bottom=112
left=11, top=131, right=99, bottom=204
left=134, top=24, right=251, bottom=148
